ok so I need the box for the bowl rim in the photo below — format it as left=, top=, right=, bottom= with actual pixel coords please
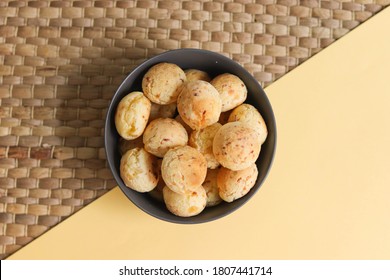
left=104, top=48, right=277, bottom=224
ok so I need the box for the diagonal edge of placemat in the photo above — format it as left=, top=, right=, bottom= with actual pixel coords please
left=1, top=0, right=389, bottom=259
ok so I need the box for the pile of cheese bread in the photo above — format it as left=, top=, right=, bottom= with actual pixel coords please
left=115, top=63, right=267, bottom=217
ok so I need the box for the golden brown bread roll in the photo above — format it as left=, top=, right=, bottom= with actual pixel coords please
left=203, top=168, right=223, bottom=207
left=213, top=122, right=261, bottom=171
left=120, top=148, right=159, bottom=193
left=217, top=163, right=258, bottom=202
left=161, top=145, right=207, bottom=194
left=189, top=122, right=222, bottom=169
left=177, top=80, right=222, bottom=130
left=185, top=69, right=211, bottom=82
left=142, top=62, right=186, bottom=104
left=143, top=118, right=188, bottom=158
left=228, top=103, right=268, bottom=144
left=163, top=185, right=207, bottom=217
left=210, top=73, right=247, bottom=112
left=115, top=91, right=151, bottom=140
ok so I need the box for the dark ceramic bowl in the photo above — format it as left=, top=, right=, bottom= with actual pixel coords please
left=105, top=49, right=276, bottom=224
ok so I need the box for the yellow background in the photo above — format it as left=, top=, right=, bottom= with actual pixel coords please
left=9, top=7, right=390, bottom=260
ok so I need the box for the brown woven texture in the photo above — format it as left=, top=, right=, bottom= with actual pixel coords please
left=0, top=0, right=389, bottom=259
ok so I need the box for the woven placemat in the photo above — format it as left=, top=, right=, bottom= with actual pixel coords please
left=1, top=0, right=389, bottom=259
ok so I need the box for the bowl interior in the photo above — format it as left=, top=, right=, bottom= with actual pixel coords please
left=105, top=49, right=276, bottom=224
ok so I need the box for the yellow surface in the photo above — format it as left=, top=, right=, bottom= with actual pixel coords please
left=9, top=7, right=390, bottom=260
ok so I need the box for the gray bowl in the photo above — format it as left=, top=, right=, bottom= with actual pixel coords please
left=105, top=49, right=276, bottom=224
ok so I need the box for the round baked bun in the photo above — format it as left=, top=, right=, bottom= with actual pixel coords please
left=115, top=91, right=151, bottom=140
left=161, top=146, right=207, bottom=194
left=203, top=168, right=223, bottom=207
left=163, top=185, right=207, bottom=217
left=228, top=103, right=268, bottom=144
left=210, top=73, right=247, bottom=112
left=217, top=164, right=258, bottom=202
left=185, top=69, right=211, bottom=82
left=189, top=122, right=222, bottom=169
left=177, top=80, right=222, bottom=130
left=142, top=62, right=186, bottom=104
left=120, top=148, right=159, bottom=193
left=143, top=118, right=188, bottom=158
left=213, top=122, right=261, bottom=171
